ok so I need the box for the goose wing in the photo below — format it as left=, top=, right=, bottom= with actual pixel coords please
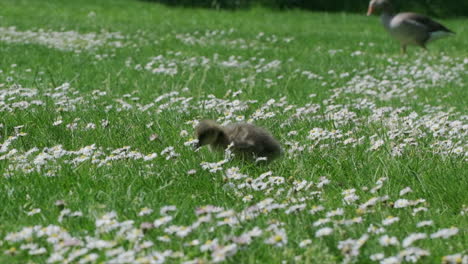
left=394, top=12, right=454, bottom=34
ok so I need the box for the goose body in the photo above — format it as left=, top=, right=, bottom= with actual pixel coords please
left=195, top=120, right=282, bottom=161
left=368, top=0, right=454, bottom=53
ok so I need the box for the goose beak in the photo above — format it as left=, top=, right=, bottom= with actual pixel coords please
left=367, top=5, right=374, bottom=16
left=193, top=141, right=201, bottom=150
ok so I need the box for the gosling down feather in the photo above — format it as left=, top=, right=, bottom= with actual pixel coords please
left=195, top=120, right=282, bottom=161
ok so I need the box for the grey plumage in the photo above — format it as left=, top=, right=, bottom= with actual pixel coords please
left=367, top=0, right=454, bottom=53
left=195, top=120, right=282, bottom=161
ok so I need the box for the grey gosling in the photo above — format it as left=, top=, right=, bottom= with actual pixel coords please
left=367, top=0, right=454, bottom=54
left=195, top=120, right=282, bottom=161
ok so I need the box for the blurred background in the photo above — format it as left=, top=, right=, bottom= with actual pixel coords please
left=141, top=0, right=468, bottom=17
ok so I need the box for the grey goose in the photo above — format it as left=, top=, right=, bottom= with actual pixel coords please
left=367, top=0, right=455, bottom=53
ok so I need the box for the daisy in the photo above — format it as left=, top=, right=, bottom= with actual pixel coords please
left=315, top=227, right=333, bottom=237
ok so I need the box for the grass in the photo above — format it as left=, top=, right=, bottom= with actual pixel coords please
left=0, top=0, right=467, bottom=263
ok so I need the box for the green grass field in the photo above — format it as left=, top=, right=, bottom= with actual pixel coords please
left=0, top=0, right=467, bottom=263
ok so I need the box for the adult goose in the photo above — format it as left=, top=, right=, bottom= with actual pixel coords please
left=367, top=0, right=455, bottom=53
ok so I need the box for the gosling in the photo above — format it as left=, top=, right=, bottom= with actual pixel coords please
left=195, top=120, right=282, bottom=161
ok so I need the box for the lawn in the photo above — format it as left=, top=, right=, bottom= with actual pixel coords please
left=0, top=0, right=467, bottom=263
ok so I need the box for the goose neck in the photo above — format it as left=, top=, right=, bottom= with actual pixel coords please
left=215, top=131, right=230, bottom=148
left=380, top=12, right=395, bottom=29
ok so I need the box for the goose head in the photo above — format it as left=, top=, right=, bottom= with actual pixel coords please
left=367, top=0, right=393, bottom=15
left=195, top=120, right=224, bottom=148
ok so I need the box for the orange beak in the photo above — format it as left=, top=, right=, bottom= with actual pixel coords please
left=367, top=5, right=374, bottom=16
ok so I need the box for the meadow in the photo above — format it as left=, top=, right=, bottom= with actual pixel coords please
left=0, top=0, right=467, bottom=263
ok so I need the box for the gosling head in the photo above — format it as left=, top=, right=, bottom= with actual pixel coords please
left=367, top=0, right=392, bottom=15
left=195, top=120, right=224, bottom=149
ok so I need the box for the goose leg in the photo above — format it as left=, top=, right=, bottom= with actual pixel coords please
left=421, top=44, right=428, bottom=53
left=400, top=44, right=407, bottom=55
